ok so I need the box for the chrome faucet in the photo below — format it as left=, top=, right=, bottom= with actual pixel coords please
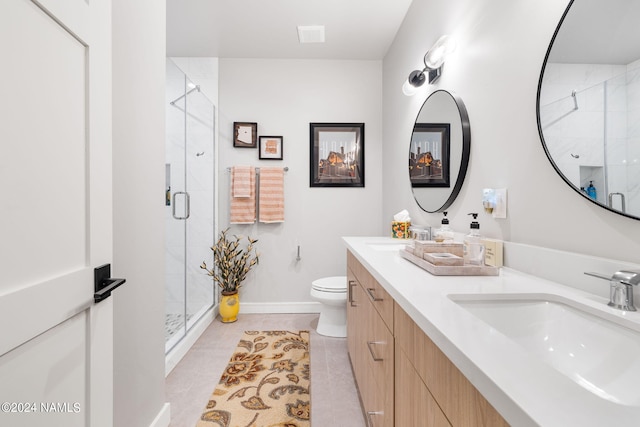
left=585, top=270, right=639, bottom=311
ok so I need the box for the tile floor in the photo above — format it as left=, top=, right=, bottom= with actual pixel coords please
left=165, top=313, right=366, bottom=427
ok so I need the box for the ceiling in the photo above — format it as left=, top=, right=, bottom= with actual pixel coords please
left=166, top=0, right=414, bottom=60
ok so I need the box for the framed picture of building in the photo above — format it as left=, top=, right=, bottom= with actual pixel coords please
left=233, top=122, right=258, bottom=148
left=309, top=123, right=365, bottom=187
left=259, top=136, right=283, bottom=160
left=409, top=123, right=450, bottom=187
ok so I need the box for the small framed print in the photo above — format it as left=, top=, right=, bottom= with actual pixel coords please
left=233, top=122, right=258, bottom=148
left=259, top=136, right=283, bottom=160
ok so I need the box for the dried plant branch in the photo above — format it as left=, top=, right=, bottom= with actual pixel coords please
left=200, top=228, right=259, bottom=293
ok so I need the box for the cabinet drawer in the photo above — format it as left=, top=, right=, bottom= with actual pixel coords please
left=362, top=274, right=394, bottom=332
left=364, top=302, right=394, bottom=397
left=363, top=363, right=394, bottom=427
left=348, top=250, right=394, bottom=331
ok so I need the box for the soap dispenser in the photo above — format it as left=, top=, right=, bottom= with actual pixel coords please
left=463, top=213, right=485, bottom=266
left=586, top=181, right=597, bottom=200
left=434, top=211, right=454, bottom=243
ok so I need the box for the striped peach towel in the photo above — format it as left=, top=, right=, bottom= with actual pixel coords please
left=230, top=166, right=256, bottom=224
left=232, top=165, right=252, bottom=198
left=259, top=167, right=284, bottom=223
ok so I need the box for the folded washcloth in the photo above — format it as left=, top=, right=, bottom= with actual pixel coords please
left=230, top=166, right=256, bottom=224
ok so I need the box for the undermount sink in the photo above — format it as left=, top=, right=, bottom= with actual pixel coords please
left=449, top=293, right=640, bottom=406
left=366, top=241, right=408, bottom=251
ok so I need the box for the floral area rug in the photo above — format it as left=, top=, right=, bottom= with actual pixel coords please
left=196, top=330, right=311, bottom=427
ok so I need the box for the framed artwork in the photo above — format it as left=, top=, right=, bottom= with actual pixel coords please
left=259, top=136, right=283, bottom=160
left=233, top=122, right=258, bottom=148
left=409, top=123, right=450, bottom=187
left=309, top=123, right=364, bottom=187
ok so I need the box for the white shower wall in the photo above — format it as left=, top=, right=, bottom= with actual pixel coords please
left=540, top=61, right=640, bottom=212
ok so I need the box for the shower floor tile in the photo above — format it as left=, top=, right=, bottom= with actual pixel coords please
left=165, top=313, right=193, bottom=341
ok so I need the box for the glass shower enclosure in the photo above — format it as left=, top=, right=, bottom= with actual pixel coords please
left=165, top=59, right=216, bottom=353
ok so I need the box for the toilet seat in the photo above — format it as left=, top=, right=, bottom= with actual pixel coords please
left=312, top=276, right=347, bottom=293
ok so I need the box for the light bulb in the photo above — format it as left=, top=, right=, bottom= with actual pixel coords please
left=424, top=35, right=456, bottom=69
left=402, top=79, right=418, bottom=96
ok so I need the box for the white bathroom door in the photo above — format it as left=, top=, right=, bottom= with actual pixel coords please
left=0, top=0, right=114, bottom=426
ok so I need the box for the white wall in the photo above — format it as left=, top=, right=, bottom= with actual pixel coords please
left=112, top=0, right=168, bottom=425
left=219, top=59, right=383, bottom=308
left=382, top=0, right=640, bottom=264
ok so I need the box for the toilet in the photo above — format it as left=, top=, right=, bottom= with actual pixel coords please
left=310, top=276, right=348, bottom=337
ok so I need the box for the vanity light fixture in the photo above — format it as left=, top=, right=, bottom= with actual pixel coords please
left=402, top=35, right=456, bottom=96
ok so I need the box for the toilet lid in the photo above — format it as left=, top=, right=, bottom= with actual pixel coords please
left=312, top=276, right=347, bottom=293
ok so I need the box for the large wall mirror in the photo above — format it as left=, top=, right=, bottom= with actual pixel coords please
left=538, top=0, right=640, bottom=220
left=409, top=89, right=470, bottom=212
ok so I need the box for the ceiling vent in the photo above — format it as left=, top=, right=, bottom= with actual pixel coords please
left=297, top=25, right=325, bottom=43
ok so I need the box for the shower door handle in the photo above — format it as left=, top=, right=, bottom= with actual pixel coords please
left=172, top=191, right=191, bottom=220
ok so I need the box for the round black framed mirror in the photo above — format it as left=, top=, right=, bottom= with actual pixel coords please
left=537, top=0, right=640, bottom=220
left=409, top=89, right=471, bottom=213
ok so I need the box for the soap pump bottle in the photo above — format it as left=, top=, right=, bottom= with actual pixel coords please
left=586, top=181, right=597, bottom=201
left=463, top=213, right=485, bottom=266
left=434, top=211, right=454, bottom=243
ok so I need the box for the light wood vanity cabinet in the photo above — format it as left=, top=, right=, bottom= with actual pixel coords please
left=347, top=250, right=509, bottom=427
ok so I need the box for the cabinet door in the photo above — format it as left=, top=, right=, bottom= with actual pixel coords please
left=396, top=346, right=451, bottom=427
left=394, top=303, right=509, bottom=427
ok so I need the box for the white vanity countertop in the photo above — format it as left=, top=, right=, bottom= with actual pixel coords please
left=343, top=236, right=640, bottom=427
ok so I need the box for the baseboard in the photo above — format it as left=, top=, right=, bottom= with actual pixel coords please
left=149, top=402, right=170, bottom=427
left=240, top=301, right=322, bottom=314
left=165, top=306, right=216, bottom=376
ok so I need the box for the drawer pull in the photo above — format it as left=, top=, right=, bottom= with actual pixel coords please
left=348, top=280, right=358, bottom=307
left=366, top=287, right=383, bottom=302
left=366, top=410, right=383, bottom=427
left=367, top=341, right=384, bottom=362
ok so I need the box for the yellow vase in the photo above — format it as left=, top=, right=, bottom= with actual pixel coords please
left=220, top=291, right=239, bottom=323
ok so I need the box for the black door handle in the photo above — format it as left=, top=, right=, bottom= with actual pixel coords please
left=94, top=264, right=126, bottom=303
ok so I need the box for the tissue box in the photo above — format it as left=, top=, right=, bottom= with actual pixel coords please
left=391, top=221, right=411, bottom=239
